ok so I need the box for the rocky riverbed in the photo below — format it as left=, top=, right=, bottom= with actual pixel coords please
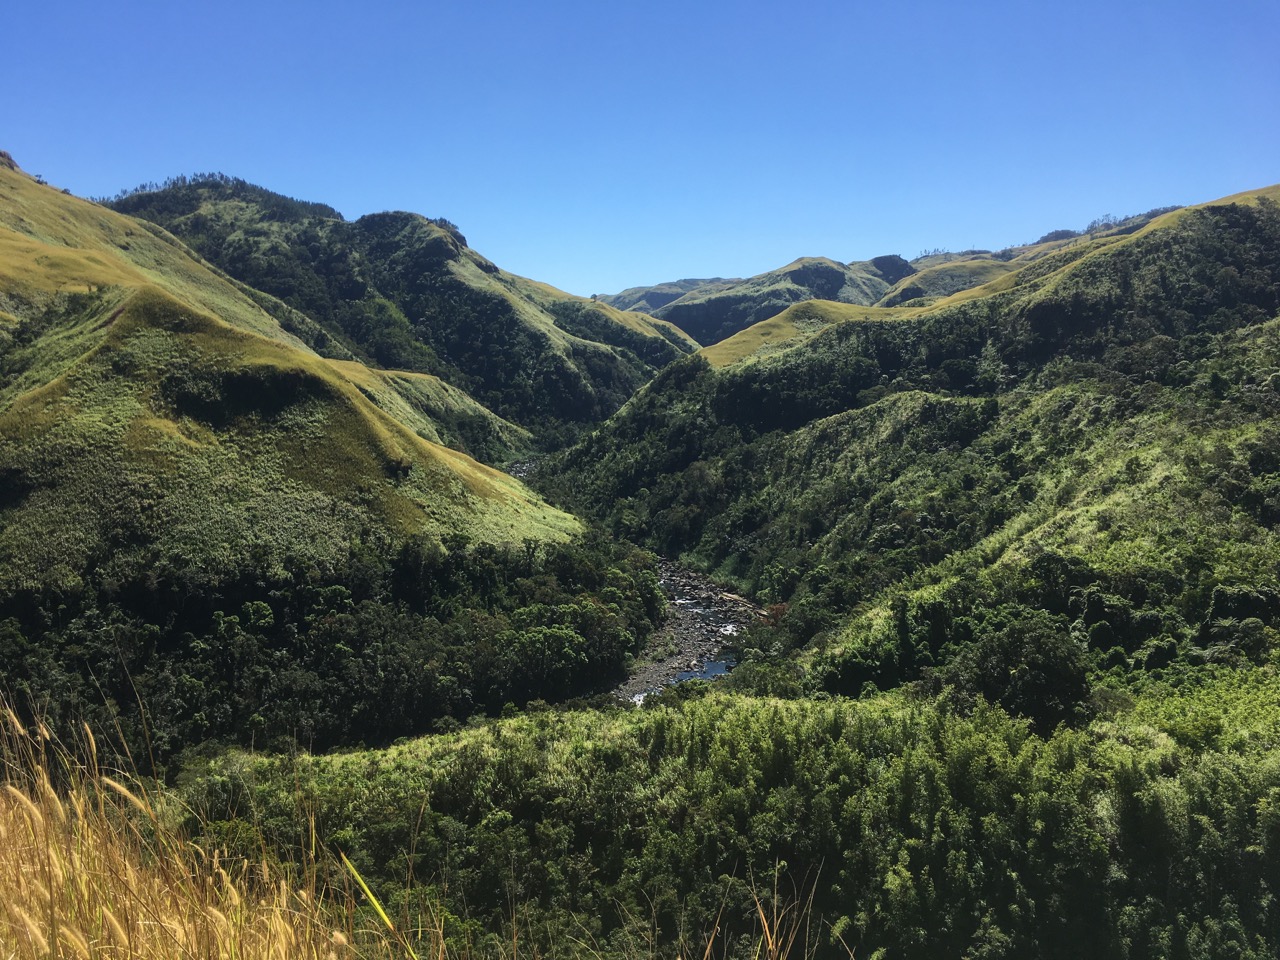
left=613, top=560, right=763, bottom=704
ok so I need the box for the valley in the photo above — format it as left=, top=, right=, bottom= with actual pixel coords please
left=3, top=147, right=1280, bottom=959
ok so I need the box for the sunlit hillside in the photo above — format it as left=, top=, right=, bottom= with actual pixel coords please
left=548, top=186, right=1280, bottom=714
left=107, top=175, right=699, bottom=446
left=0, top=155, right=678, bottom=758
left=0, top=156, right=579, bottom=598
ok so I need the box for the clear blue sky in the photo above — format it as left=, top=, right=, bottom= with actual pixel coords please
left=5, top=0, right=1278, bottom=296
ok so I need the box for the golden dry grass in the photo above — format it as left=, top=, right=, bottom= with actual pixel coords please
left=0, top=165, right=302, bottom=346
left=0, top=708, right=428, bottom=960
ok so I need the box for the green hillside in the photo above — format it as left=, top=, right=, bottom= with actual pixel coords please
left=601, top=276, right=739, bottom=314
left=0, top=160, right=575, bottom=581
left=188, top=673, right=1280, bottom=960
left=612, top=208, right=1190, bottom=348
left=9, top=145, right=1280, bottom=960
left=0, top=156, right=675, bottom=754
left=544, top=188, right=1280, bottom=711
left=108, top=176, right=698, bottom=446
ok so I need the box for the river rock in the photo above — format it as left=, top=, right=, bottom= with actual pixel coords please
left=612, top=559, right=762, bottom=704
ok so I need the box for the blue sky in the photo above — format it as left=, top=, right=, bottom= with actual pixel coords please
left=5, top=0, right=1278, bottom=295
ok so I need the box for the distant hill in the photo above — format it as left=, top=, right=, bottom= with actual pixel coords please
left=605, top=208, right=1188, bottom=346
left=875, top=254, right=1018, bottom=307
left=620, top=255, right=913, bottom=345
left=601, top=277, right=739, bottom=314
left=108, top=176, right=698, bottom=447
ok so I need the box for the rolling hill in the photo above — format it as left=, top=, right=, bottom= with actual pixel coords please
left=636, top=254, right=916, bottom=345
left=107, top=175, right=698, bottom=447
left=8, top=145, right=1280, bottom=959
left=0, top=154, right=577, bottom=591
left=0, top=152, right=676, bottom=753
left=605, top=209, right=1186, bottom=347
left=601, top=276, right=740, bottom=314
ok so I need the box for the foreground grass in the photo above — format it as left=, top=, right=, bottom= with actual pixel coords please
left=0, top=709, right=425, bottom=960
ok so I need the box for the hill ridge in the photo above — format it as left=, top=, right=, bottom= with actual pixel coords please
left=0, top=155, right=581, bottom=601
left=107, top=176, right=699, bottom=446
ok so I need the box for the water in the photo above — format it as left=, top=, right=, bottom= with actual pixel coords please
left=675, top=656, right=736, bottom=682
left=617, top=560, right=760, bottom=705
left=628, top=657, right=739, bottom=705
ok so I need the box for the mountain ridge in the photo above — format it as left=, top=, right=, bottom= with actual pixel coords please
left=542, top=184, right=1280, bottom=710
left=0, top=157, right=581, bottom=597
left=7, top=146, right=1280, bottom=958
left=601, top=204, right=1204, bottom=347
left=107, top=175, right=699, bottom=447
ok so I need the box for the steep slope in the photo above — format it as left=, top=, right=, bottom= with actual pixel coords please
left=108, top=176, right=698, bottom=445
left=0, top=157, right=578, bottom=595
left=648, top=254, right=916, bottom=345
left=0, top=155, right=684, bottom=753
left=543, top=186, right=1280, bottom=718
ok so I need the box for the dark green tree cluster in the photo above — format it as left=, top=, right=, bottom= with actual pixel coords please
left=0, top=531, right=663, bottom=760
left=102, top=172, right=342, bottom=220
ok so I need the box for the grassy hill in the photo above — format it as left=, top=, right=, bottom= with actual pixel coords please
left=643, top=254, right=915, bottom=345
left=108, top=175, right=698, bottom=446
left=876, top=255, right=1018, bottom=306
left=601, top=276, right=740, bottom=314
left=542, top=186, right=1280, bottom=717
left=0, top=159, right=576, bottom=588
left=0, top=154, right=672, bottom=754
left=609, top=208, right=1189, bottom=347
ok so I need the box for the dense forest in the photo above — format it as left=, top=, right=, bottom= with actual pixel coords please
left=187, top=672, right=1280, bottom=959
left=0, top=531, right=663, bottom=760
left=0, top=163, right=661, bottom=759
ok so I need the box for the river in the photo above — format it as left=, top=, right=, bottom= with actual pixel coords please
left=613, top=560, right=762, bottom=704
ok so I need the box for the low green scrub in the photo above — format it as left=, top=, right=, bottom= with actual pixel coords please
left=186, top=677, right=1280, bottom=959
